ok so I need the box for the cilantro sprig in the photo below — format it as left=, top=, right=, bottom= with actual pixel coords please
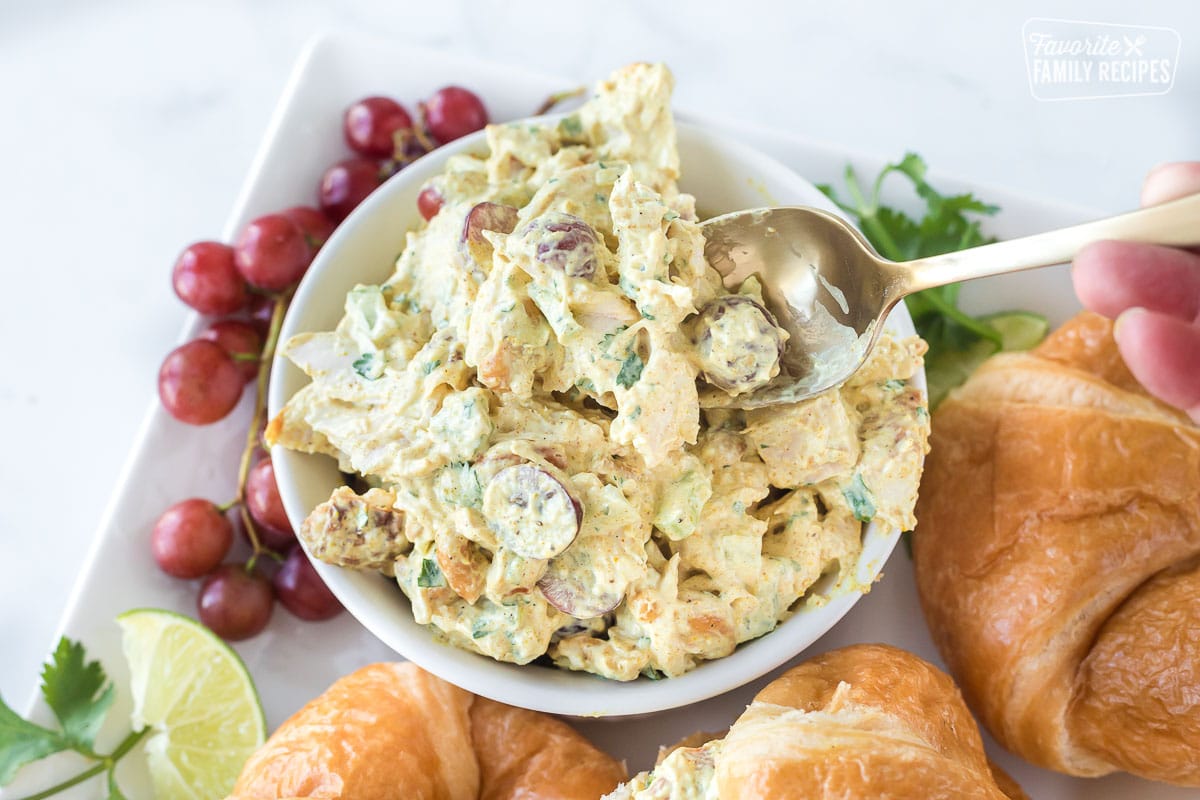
left=818, top=152, right=1002, bottom=343
left=1, top=637, right=144, bottom=799
left=818, top=153, right=1045, bottom=405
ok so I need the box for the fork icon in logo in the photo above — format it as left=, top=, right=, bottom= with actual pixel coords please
left=1124, top=34, right=1147, bottom=56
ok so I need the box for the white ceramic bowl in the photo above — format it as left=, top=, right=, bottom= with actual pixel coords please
left=269, top=120, right=922, bottom=717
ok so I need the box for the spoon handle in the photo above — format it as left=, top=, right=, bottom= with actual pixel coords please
left=897, top=191, right=1200, bottom=294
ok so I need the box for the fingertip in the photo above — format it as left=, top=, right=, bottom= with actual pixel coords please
left=1072, top=240, right=1135, bottom=318
left=1113, top=305, right=1147, bottom=340
left=1073, top=240, right=1120, bottom=272
left=1140, top=161, right=1200, bottom=207
left=1071, top=240, right=1200, bottom=321
left=1112, top=308, right=1200, bottom=417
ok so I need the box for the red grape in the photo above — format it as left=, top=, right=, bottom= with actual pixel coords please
left=158, top=340, right=244, bottom=425
left=273, top=547, right=343, bottom=620
left=283, top=205, right=336, bottom=253
left=199, top=319, right=262, bottom=384
left=245, top=457, right=294, bottom=542
left=246, top=293, right=276, bottom=336
left=172, top=241, right=248, bottom=315
left=343, top=96, right=413, bottom=158
left=151, top=499, right=233, bottom=579
left=417, top=186, right=443, bottom=221
left=318, top=158, right=383, bottom=222
left=197, top=564, right=274, bottom=641
left=233, top=214, right=312, bottom=291
left=424, top=86, right=488, bottom=143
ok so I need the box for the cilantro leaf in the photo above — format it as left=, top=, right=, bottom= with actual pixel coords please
left=352, top=352, right=383, bottom=380
left=40, top=638, right=114, bottom=751
left=417, top=558, right=445, bottom=588
left=0, top=637, right=142, bottom=796
left=616, top=351, right=644, bottom=389
left=558, top=114, right=583, bottom=138
left=842, top=473, right=877, bottom=523
left=0, top=695, right=66, bottom=785
left=437, top=462, right=483, bottom=509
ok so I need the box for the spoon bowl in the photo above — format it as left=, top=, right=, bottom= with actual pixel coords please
left=703, top=191, right=1200, bottom=407
left=700, top=206, right=901, bottom=408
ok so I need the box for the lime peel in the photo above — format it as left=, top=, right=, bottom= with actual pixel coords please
left=116, top=609, right=265, bottom=800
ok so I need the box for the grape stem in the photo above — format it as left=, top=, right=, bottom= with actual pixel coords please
left=234, top=289, right=293, bottom=570
left=410, top=109, right=438, bottom=154
left=12, top=728, right=147, bottom=800
left=534, top=86, right=586, bottom=116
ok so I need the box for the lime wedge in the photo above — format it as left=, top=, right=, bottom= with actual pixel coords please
left=925, top=311, right=1049, bottom=408
left=984, top=310, right=1049, bottom=352
left=116, top=609, right=265, bottom=800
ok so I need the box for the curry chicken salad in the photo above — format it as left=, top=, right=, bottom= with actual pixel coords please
left=268, top=63, right=930, bottom=681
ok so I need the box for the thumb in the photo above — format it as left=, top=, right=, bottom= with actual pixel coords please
left=1114, top=307, right=1200, bottom=423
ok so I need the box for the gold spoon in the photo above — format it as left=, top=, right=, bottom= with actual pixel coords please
left=699, top=192, right=1200, bottom=408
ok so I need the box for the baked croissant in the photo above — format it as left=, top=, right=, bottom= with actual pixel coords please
left=607, top=643, right=1025, bottom=799
left=913, top=311, right=1200, bottom=785
left=228, top=662, right=626, bottom=799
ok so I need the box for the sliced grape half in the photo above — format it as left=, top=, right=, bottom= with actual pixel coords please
left=460, top=202, right=519, bottom=270
left=522, top=212, right=599, bottom=279
left=482, top=464, right=581, bottom=560
left=537, top=572, right=621, bottom=619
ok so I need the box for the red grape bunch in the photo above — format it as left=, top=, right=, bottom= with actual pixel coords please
left=321, top=86, right=490, bottom=221
left=152, top=84, right=492, bottom=641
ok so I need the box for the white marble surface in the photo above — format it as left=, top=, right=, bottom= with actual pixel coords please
left=1, top=0, right=1196, bottom=742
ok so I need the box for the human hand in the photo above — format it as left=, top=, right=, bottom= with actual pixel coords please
left=1072, top=162, right=1200, bottom=423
